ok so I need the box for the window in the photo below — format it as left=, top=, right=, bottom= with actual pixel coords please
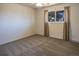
left=48, top=11, right=55, bottom=22
left=56, top=10, right=64, bottom=22
left=48, top=10, right=64, bottom=23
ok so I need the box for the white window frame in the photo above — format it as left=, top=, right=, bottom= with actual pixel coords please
left=48, top=10, right=64, bottom=23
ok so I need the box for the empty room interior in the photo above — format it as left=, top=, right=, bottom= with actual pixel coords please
left=0, top=3, right=79, bottom=56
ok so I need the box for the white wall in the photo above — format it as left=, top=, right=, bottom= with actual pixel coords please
left=49, top=23, right=64, bottom=39
left=0, top=4, right=36, bottom=45
left=36, top=3, right=79, bottom=42
left=70, top=5, right=79, bottom=43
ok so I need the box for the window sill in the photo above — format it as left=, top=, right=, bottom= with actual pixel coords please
left=48, top=22, right=64, bottom=24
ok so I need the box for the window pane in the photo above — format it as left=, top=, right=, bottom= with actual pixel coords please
left=56, top=10, right=64, bottom=22
left=48, top=11, right=55, bottom=22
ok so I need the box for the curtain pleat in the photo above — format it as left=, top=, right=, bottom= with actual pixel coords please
left=64, top=7, right=70, bottom=40
left=44, top=10, right=49, bottom=37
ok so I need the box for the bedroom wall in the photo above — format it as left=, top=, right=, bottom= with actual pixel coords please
left=36, top=3, right=79, bottom=42
left=36, top=4, right=67, bottom=39
left=0, top=4, right=36, bottom=45
left=70, top=5, right=79, bottom=43
left=49, top=23, right=64, bottom=39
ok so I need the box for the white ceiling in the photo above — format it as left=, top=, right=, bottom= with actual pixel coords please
left=19, top=3, right=57, bottom=8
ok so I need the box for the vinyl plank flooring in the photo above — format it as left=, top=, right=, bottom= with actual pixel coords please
left=0, top=35, right=79, bottom=56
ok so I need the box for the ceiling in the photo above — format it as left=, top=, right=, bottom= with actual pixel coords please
left=19, top=3, right=57, bottom=8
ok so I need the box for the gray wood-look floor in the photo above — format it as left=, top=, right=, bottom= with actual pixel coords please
left=0, top=35, right=79, bottom=56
